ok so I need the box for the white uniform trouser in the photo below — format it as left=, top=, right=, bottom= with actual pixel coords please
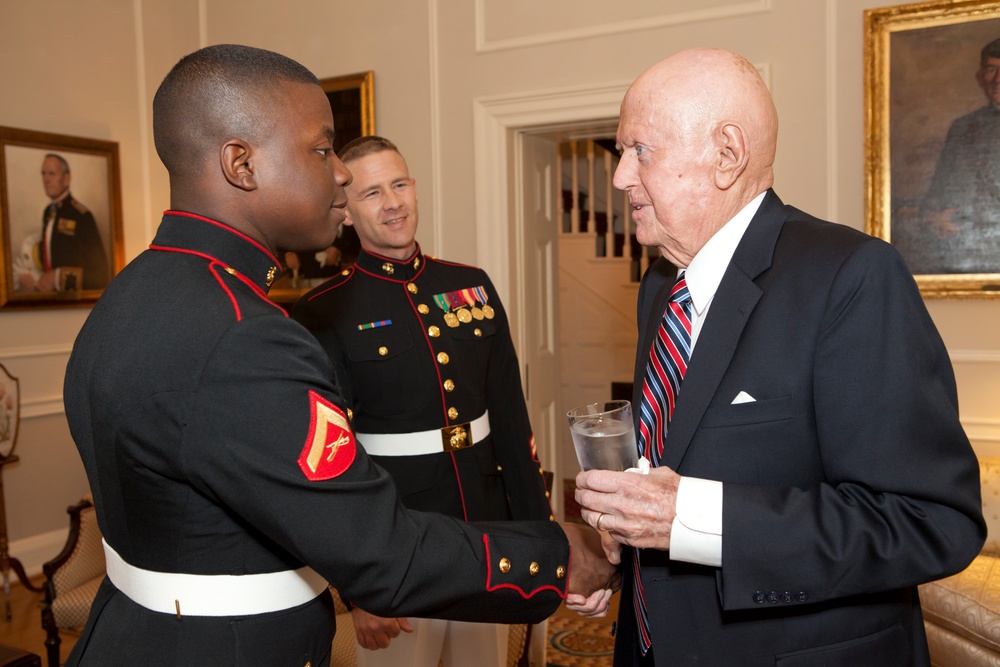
left=355, top=619, right=507, bottom=667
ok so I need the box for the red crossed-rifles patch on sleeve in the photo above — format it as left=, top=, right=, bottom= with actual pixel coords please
left=298, top=390, right=357, bottom=481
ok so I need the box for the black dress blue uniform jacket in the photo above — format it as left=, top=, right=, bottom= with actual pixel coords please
left=63, top=212, right=568, bottom=667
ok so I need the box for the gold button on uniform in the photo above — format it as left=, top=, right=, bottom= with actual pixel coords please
left=474, top=328, right=482, bottom=337
left=556, top=565, right=566, bottom=579
left=529, top=562, right=540, bottom=576
left=499, top=558, right=511, bottom=573
left=444, top=379, right=455, bottom=392
left=429, top=325, right=441, bottom=338
left=379, top=346, right=388, bottom=356
left=497, top=465, right=503, bottom=472
left=448, top=407, right=458, bottom=420
left=549, top=514, right=555, bottom=521
left=407, top=283, right=418, bottom=294
left=437, top=352, right=450, bottom=365
left=418, top=304, right=430, bottom=314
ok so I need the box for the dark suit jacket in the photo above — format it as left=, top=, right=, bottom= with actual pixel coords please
left=618, top=190, right=985, bottom=666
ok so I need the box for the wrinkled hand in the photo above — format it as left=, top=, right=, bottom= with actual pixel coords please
left=560, top=521, right=621, bottom=599
left=351, top=607, right=414, bottom=650
left=575, top=466, right=681, bottom=551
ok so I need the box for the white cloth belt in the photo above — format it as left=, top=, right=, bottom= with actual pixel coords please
left=102, top=539, right=329, bottom=617
left=357, top=410, right=491, bottom=457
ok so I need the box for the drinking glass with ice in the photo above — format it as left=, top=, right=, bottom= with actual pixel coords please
left=566, top=400, right=639, bottom=472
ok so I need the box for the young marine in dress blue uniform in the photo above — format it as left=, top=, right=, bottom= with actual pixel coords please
left=62, top=45, right=615, bottom=667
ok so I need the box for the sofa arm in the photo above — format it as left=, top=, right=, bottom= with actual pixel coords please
left=920, top=552, right=1000, bottom=656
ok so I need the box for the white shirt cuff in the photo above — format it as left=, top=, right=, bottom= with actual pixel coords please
left=669, top=476, right=723, bottom=567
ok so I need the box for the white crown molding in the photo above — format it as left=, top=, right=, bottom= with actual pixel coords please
left=474, top=0, right=773, bottom=54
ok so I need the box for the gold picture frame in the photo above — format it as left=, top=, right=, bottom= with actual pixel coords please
left=268, top=70, right=375, bottom=305
left=865, top=0, right=1000, bottom=298
left=0, top=126, right=124, bottom=310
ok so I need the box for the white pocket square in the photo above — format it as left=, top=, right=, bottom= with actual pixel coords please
left=731, top=391, right=756, bottom=404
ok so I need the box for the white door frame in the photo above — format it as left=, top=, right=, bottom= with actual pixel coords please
left=472, top=80, right=629, bottom=356
left=472, top=80, right=629, bottom=500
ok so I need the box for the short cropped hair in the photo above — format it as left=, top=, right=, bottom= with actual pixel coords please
left=338, top=135, right=400, bottom=164
left=982, top=38, right=1000, bottom=64
left=152, top=44, right=319, bottom=175
left=44, top=153, right=70, bottom=174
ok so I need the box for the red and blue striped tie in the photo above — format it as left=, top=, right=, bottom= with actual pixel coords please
left=633, top=273, right=692, bottom=654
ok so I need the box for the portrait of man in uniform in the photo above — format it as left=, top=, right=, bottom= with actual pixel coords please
left=0, top=127, right=122, bottom=309
left=881, top=13, right=1000, bottom=278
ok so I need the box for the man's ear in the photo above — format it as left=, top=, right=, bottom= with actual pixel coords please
left=342, top=207, right=355, bottom=227
left=715, top=123, right=749, bottom=190
left=221, top=140, right=257, bottom=191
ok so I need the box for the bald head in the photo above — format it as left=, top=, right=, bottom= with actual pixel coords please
left=614, top=48, right=778, bottom=265
left=631, top=48, right=777, bottom=186
left=152, top=44, right=320, bottom=179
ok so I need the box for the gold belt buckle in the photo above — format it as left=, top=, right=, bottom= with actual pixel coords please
left=441, top=422, right=474, bottom=452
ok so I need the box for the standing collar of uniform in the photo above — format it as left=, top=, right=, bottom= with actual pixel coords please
left=150, top=211, right=283, bottom=293
left=354, top=244, right=426, bottom=282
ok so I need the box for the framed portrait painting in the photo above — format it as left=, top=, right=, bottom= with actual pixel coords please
left=865, top=0, right=1000, bottom=298
left=267, top=70, right=375, bottom=305
left=0, top=126, right=124, bottom=310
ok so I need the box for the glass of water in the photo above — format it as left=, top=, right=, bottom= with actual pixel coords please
left=566, top=400, right=639, bottom=471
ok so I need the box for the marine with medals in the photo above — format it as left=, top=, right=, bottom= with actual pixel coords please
left=292, top=136, right=555, bottom=667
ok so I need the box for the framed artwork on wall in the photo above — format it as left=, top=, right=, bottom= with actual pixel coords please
left=268, top=70, right=375, bottom=305
left=865, top=0, right=1000, bottom=298
left=0, top=126, right=124, bottom=310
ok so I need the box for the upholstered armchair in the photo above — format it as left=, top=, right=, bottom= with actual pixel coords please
left=41, top=497, right=105, bottom=667
left=920, top=456, right=1000, bottom=666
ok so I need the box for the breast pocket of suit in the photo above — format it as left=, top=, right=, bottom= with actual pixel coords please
left=342, top=323, right=418, bottom=417
left=698, top=396, right=796, bottom=475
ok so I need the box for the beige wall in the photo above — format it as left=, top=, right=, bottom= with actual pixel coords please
left=1, top=0, right=998, bottom=570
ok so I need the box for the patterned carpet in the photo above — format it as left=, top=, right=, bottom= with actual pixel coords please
left=546, top=613, right=615, bottom=666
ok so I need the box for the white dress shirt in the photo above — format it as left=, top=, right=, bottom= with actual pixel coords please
left=667, top=191, right=766, bottom=567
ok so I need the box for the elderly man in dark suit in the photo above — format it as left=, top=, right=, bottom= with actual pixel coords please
left=572, top=47, right=985, bottom=666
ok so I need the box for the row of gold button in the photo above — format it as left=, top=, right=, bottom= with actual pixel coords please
left=497, top=557, right=566, bottom=580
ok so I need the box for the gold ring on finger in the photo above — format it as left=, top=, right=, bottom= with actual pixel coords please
left=596, top=513, right=607, bottom=531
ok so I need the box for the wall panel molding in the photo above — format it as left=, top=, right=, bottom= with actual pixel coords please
left=950, top=350, right=1000, bottom=364
left=475, top=0, right=772, bottom=53
left=0, top=343, right=73, bottom=361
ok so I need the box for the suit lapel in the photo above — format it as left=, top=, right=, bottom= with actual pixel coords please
left=660, top=190, right=789, bottom=471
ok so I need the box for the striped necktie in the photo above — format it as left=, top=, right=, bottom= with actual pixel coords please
left=632, top=273, right=692, bottom=654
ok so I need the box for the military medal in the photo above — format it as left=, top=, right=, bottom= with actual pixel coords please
left=456, top=308, right=472, bottom=323
left=471, top=306, right=484, bottom=320
left=470, top=286, right=494, bottom=319
left=434, top=292, right=460, bottom=328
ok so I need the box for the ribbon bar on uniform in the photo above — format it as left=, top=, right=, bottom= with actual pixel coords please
left=103, top=539, right=329, bottom=617
left=357, top=411, right=491, bottom=457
